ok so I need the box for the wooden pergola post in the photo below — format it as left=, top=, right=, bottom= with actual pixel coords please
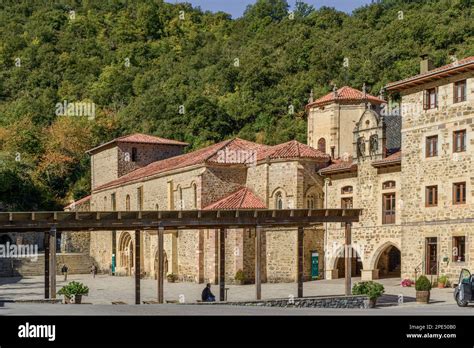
left=135, top=230, right=141, bottom=305
left=49, top=226, right=57, bottom=299
left=219, top=228, right=225, bottom=302
left=345, top=222, right=352, bottom=296
left=255, top=226, right=262, bottom=300
left=297, top=226, right=304, bottom=298
left=44, top=231, right=50, bottom=299
left=157, top=226, right=164, bottom=304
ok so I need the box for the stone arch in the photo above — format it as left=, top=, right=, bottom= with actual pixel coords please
left=270, top=187, right=287, bottom=210
left=304, top=186, right=321, bottom=209
left=369, top=241, right=401, bottom=278
left=118, top=232, right=133, bottom=275
left=328, top=243, right=364, bottom=279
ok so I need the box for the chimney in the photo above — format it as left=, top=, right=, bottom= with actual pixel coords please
left=420, top=54, right=433, bottom=74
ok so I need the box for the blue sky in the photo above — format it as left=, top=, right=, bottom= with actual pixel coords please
left=165, top=0, right=374, bottom=18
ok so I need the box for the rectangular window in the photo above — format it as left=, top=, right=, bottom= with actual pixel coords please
left=425, top=135, right=438, bottom=157
left=453, top=236, right=466, bottom=262
left=454, top=80, right=467, bottom=103
left=382, top=193, right=396, bottom=224
left=137, top=187, right=143, bottom=210
left=341, top=197, right=353, bottom=209
left=425, top=186, right=438, bottom=207
left=453, top=182, right=466, bottom=204
left=453, top=130, right=466, bottom=153
left=423, top=88, right=438, bottom=110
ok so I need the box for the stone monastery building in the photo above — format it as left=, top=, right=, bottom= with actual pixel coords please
left=63, top=56, right=473, bottom=284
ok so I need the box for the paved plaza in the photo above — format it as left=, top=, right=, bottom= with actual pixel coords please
left=0, top=274, right=473, bottom=315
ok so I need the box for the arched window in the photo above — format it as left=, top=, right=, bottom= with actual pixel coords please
left=306, top=195, right=315, bottom=209
left=275, top=192, right=283, bottom=210
left=104, top=196, right=107, bottom=210
left=155, top=203, right=159, bottom=211
left=192, top=183, right=197, bottom=209
left=382, top=181, right=396, bottom=190
left=341, top=186, right=353, bottom=194
left=125, top=195, right=131, bottom=211
left=179, top=187, right=183, bottom=210
left=317, top=138, right=326, bottom=153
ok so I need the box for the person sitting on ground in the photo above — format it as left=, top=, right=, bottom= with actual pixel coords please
left=201, top=283, right=216, bottom=302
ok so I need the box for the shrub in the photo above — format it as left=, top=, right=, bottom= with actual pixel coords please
left=401, top=279, right=413, bottom=287
left=415, top=275, right=432, bottom=291
left=167, top=273, right=178, bottom=282
left=352, top=281, right=385, bottom=300
left=58, top=281, right=89, bottom=297
left=438, top=275, right=448, bottom=285
left=235, top=269, right=246, bottom=282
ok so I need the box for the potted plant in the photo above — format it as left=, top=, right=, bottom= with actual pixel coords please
left=352, top=281, right=385, bottom=308
left=167, top=273, right=178, bottom=283
left=401, top=279, right=414, bottom=287
left=437, top=275, right=448, bottom=289
left=415, top=275, right=432, bottom=304
left=234, top=269, right=246, bottom=285
left=58, top=281, right=89, bottom=304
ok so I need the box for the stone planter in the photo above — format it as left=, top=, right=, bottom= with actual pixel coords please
left=368, top=298, right=377, bottom=308
left=416, top=290, right=430, bottom=304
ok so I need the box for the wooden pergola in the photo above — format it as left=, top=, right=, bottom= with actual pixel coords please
left=0, top=209, right=361, bottom=304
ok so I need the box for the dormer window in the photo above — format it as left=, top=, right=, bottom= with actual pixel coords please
left=423, top=88, right=438, bottom=110
left=131, top=147, right=138, bottom=162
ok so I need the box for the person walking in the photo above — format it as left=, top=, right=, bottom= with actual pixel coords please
left=61, top=264, right=68, bottom=281
left=91, top=264, right=97, bottom=278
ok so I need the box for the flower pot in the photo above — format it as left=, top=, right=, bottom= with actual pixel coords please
left=368, top=298, right=377, bottom=308
left=438, top=283, right=445, bottom=289
left=416, top=290, right=430, bottom=304
left=64, top=295, right=83, bottom=304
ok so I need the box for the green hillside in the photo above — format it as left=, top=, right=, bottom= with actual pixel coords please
left=0, top=0, right=472, bottom=210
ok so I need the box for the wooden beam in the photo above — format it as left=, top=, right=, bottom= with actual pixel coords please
left=255, top=226, right=262, bottom=300
left=135, top=230, right=141, bottom=305
left=297, top=226, right=304, bottom=298
left=345, top=222, right=352, bottom=296
left=157, top=227, right=164, bottom=304
left=44, top=231, right=50, bottom=299
left=49, top=226, right=57, bottom=299
left=219, top=228, right=225, bottom=302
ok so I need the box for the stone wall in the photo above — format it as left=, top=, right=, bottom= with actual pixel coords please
left=399, top=74, right=474, bottom=283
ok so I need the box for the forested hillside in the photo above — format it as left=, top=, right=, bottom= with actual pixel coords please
left=0, top=0, right=472, bottom=210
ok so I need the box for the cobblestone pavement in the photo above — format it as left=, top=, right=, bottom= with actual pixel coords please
left=1, top=274, right=472, bottom=315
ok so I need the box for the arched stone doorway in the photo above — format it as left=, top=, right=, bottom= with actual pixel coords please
left=335, top=246, right=363, bottom=278
left=375, top=244, right=401, bottom=278
left=0, top=234, right=13, bottom=245
left=118, top=232, right=134, bottom=276
left=154, top=250, right=169, bottom=279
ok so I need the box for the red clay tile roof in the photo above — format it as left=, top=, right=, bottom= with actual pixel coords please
left=372, top=151, right=401, bottom=167
left=257, top=140, right=330, bottom=161
left=204, top=187, right=266, bottom=210
left=93, top=138, right=269, bottom=191
left=306, top=86, right=386, bottom=109
left=86, top=133, right=188, bottom=154
left=386, top=57, right=474, bottom=92
left=64, top=195, right=91, bottom=209
left=319, top=159, right=357, bottom=175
